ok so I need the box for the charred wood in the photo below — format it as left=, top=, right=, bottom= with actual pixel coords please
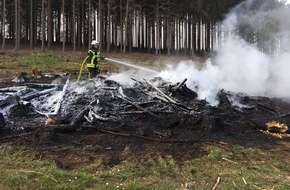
left=154, top=129, right=173, bottom=138
left=69, top=107, right=90, bottom=127
left=251, top=118, right=289, bottom=134
left=147, top=91, right=169, bottom=103
left=118, top=111, right=174, bottom=115
left=0, top=95, right=18, bottom=107
left=116, top=94, right=159, bottom=118
left=15, top=88, right=36, bottom=97
left=24, top=83, right=63, bottom=89
left=22, top=87, right=58, bottom=101
left=0, top=86, right=27, bottom=93
left=0, top=113, right=5, bottom=128
left=256, top=103, right=280, bottom=115
left=168, top=78, right=188, bottom=92
left=144, top=78, right=177, bottom=104
left=51, top=76, right=70, bottom=115
left=276, top=112, right=290, bottom=119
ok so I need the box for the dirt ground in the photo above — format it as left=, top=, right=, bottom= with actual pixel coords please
left=1, top=73, right=290, bottom=170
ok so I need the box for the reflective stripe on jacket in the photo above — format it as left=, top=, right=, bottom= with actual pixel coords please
left=87, top=50, right=101, bottom=68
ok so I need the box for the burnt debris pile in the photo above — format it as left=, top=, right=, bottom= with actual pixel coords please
left=0, top=75, right=289, bottom=140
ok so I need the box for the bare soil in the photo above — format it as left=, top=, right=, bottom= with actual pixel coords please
left=1, top=70, right=290, bottom=170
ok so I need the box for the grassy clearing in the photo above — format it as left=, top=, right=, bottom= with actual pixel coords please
left=0, top=144, right=289, bottom=190
left=0, top=50, right=203, bottom=79
left=0, top=51, right=289, bottom=189
left=0, top=50, right=84, bottom=78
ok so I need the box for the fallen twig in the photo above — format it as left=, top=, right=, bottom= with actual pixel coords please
left=222, top=157, right=238, bottom=164
left=212, top=176, right=221, bottom=190
left=242, top=177, right=247, bottom=185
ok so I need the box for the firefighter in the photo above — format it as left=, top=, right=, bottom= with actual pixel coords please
left=86, top=40, right=104, bottom=78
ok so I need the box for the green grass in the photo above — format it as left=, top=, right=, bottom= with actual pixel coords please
left=0, top=51, right=289, bottom=189
left=0, top=50, right=84, bottom=78
left=182, top=145, right=290, bottom=190
left=0, top=144, right=289, bottom=190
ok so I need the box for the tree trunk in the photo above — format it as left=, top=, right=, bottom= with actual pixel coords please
left=33, top=0, right=37, bottom=47
left=188, top=16, right=192, bottom=56
left=17, top=0, right=21, bottom=49
left=155, top=0, right=159, bottom=55
left=197, top=19, right=201, bottom=55
left=98, top=0, right=102, bottom=51
left=62, top=0, right=65, bottom=51
left=47, top=0, right=52, bottom=49
left=88, top=0, right=92, bottom=49
left=120, top=0, right=123, bottom=52
left=2, top=0, right=6, bottom=50
left=147, top=22, right=151, bottom=53
left=114, top=18, right=118, bottom=51
left=139, top=8, right=145, bottom=49
left=29, top=0, right=33, bottom=49
left=184, top=17, right=188, bottom=55
left=123, top=0, right=129, bottom=53
left=167, top=19, right=171, bottom=56
left=107, top=0, right=111, bottom=52
left=192, top=18, right=196, bottom=55
left=14, top=0, right=19, bottom=51
left=129, top=17, right=132, bottom=52
left=176, top=19, right=179, bottom=55
left=206, top=22, right=211, bottom=52
left=77, top=0, right=81, bottom=49
left=72, top=0, right=76, bottom=51
left=81, top=0, right=85, bottom=49
left=41, top=0, right=45, bottom=51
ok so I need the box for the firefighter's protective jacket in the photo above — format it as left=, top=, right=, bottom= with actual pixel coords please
left=86, top=49, right=101, bottom=68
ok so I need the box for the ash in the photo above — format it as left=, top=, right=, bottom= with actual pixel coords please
left=1, top=75, right=289, bottom=141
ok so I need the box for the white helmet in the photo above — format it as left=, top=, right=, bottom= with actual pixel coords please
left=91, top=40, right=99, bottom=46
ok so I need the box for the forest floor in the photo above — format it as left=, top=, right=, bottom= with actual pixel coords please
left=0, top=50, right=289, bottom=189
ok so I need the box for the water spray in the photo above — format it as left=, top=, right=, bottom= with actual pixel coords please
left=77, top=57, right=159, bottom=82
left=105, top=58, right=159, bottom=74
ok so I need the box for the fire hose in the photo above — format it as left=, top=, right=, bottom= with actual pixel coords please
left=77, top=56, right=89, bottom=82
left=77, top=57, right=158, bottom=82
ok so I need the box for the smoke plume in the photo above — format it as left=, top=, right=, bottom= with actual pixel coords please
left=108, top=0, right=290, bottom=106
left=159, top=0, right=290, bottom=105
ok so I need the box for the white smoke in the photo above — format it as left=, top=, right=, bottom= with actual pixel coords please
left=108, top=69, right=157, bottom=86
left=107, top=0, right=290, bottom=106
left=158, top=0, right=290, bottom=105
